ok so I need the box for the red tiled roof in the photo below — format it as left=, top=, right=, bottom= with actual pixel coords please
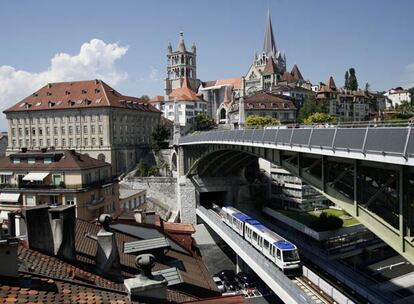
left=291, top=64, right=304, bottom=81
left=230, top=91, right=296, bottom=113
left=4, top=79, right=160, bottom=113
left=0, top=150, right=111, bottom=172
left=169, top=78, right=201, bottom=101
left=281, top=71, right=295, bottom=83
left=150, top=95, right=165, bottom=102
left=215, top=77, right=242, bottom=89
left=263, top=56, right=279, bottom=75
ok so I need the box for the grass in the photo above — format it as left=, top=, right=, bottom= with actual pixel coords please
left=277, top=208, right=359, bottom=228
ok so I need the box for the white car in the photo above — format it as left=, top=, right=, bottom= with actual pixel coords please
left=213, top=276, right=226, bottom=293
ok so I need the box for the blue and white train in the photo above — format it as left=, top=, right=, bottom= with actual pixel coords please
left=221, top=206, right=301, bottom=274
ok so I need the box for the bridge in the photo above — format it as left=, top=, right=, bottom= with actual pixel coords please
left=176, top=125, right=414, bottom=265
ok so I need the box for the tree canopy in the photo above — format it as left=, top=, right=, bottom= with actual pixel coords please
left=151, top=124, right=170, bottom=151
left=245, top=115, right=279, bottom=127
left=303, top=112, right=336, bottom=124
left=193, top=114, right=215, bottom=131
left=297, top=96, right=326, bottom=122
left=140, top=95, right=150, bottom=101
left=346, top=68, right=358, bottom=90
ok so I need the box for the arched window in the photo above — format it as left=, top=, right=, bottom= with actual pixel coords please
left=220, top=108, right=226, bottom=120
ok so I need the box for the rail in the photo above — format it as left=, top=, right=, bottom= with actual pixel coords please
left=179, top=125, right=414, bottom=160
left=196, top=206, right=318, bottom=304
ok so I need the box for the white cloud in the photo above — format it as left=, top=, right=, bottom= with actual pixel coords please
left=149, top=66, right=159, bottom=81
left=0, top=38, right=129, bottom=128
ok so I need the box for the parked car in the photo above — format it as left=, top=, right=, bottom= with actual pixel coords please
left=213, top=276, right=226, bottom=293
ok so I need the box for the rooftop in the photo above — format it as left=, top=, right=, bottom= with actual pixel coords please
left=4, top=79, right=160, bottom=113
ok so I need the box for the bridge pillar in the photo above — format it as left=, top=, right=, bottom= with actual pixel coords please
left=177, top=176, right=197, bottom=224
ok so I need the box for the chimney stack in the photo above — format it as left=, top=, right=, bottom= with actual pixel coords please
left=23, top=205, right=76, bottom=261
left=0, top=238, right=19, bottom=278
left=85, top=214, right=122, bottom=279
left=7, top=212, right=16, bottom=237
left=124, top=254, right=168, bottom=303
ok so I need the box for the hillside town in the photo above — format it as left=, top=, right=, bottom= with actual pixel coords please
left=1, top=3, right=414, bottom=304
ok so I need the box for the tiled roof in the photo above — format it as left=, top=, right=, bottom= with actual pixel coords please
left=169, top=78, right=201, bottom=102
left=231, top=91, right=296, bottom=112
left=4, top=79, right=160, bottom=113
left=263, top=56, right=278, bottom=75
left=281, top=71, right=295, bottom=83
left=183, top=295, right=248, bottom=304
left=150, top=95, right=165, bottom=103
left=0, top=150, right=111, bottom=172
left=291, top=64, right=304, bottom=81
left=203, top=77, right=242, bottom=90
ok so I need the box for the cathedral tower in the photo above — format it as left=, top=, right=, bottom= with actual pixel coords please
left=164, top=32, right=200, bottom=96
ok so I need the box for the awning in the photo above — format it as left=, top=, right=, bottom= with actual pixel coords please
left=0, top=193, right=21, bottom=203
left=0, top=172, right=13, bottom=176
left=23, top=172, right=50, bottom=181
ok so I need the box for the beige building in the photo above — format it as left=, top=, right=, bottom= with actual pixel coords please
left=4, top=79, right=161, bottom=174
left=0, top=149, right=119, bottom=221
left=119, top=185, right=146, bottom=211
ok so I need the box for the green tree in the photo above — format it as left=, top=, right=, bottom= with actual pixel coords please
left=135, top=160, right=148, bottom=177
left=194, top=113, right=215, bottom=131
left=303, top=112, right=336, bottom=124
left=409, top=87, right=414, bottom=102
left=310, top=212, right=344, bottom=231
left=364, top=82, right=370, bottom=92
left=151, top=124, right=170, bottom=151
left=298, top=96, right=326, bottom=122
left=141, top=95, right=150, bottom=101
left=245, top=115, right=279, bottom=127
left=344, top=71, right=349, bottom=89
left=348, top=68, right=358, bottom=90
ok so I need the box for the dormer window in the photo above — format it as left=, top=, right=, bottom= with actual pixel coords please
left=47, top=91, right=52, bottom=96
left=95, top=89, right=100, bottom=94
left=48, top=101, right=56, bottom=108
left=84, top=99, right=92, bottom=105
left=65, top=91, right=71, bottom=95
left=68, top=100, right=75, bottom=106
left=81, top=90, right=87, bottom=94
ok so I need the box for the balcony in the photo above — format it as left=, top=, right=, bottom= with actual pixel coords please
left=0, top=177, right=117, bottom=192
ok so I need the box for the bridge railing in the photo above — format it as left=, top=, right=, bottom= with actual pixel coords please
left=179, top=125, right=414, bottom=159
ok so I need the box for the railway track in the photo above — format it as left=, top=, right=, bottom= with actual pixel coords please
left=293, top=276, right=334, bottom=304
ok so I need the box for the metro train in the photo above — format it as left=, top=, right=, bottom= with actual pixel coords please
left=221, top=206, right=301, bottom=274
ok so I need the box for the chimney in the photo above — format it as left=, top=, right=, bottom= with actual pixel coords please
left=0, top=237, right=19, bottom=278
left=85, top=214, right=122, bottom=280
left=144, top=211, right=156, bottom=225
left=23, top=205, right=76, bottom=261
left=124, top=254, right=168, bottom=303
left=7, top=212, right=16, bottom=237
left=134, top=209, right=144, bottom=224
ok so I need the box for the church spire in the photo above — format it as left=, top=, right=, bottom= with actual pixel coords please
left=262, top=9, right=277, bottom=58
left=177, top=31, right=186, bottom=52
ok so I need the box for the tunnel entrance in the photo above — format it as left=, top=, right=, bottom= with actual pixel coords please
left=199, top=191, right=228, bottom=209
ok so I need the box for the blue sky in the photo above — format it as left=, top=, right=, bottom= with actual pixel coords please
left=0, top=0, right=413, bottom=127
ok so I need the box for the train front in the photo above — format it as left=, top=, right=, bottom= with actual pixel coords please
left=275, top=240, right=302, bottom=276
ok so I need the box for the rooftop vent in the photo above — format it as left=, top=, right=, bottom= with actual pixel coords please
left=48, top=101, right=56, bottom=108
left=32, top=93, right=38, bottom=97
left=65, top=91, right=70, bottom=95
left=81, top=90, right=87, bottom=94
left=95, top=79, right=100, bottom=85
left=95, top=89, right=100, bottom=94
left=68, top=100, right=75, bottom=106
left=47, top=83, right=52, bottom=89
left=47, top=91, right=52, bottom=96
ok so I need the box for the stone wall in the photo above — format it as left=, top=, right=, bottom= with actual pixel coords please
left=122, top=177, right=177, bottom=211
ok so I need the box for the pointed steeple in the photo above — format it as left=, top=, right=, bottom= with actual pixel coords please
left=328, top=76, right=337, bottom=90
left=177, top=31, right=186, bottom=52
left=291, top=65, right=303, bottom=81
left=263, top=9, right=277, bottom=58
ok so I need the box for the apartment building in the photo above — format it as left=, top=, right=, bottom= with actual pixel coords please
left=4, top=79, right=161, bottom=174
left=0, top=149, right=119, bottom=221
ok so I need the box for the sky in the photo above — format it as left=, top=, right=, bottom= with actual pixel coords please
left=0, top=0, right=413, bottom=129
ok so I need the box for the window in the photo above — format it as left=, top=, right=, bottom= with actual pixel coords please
left=84, top=138, right=88, bottom=146
left=12, top=139, right=16, bottom=147
left=83, top=125, right=88, bottom=134
left=12, top=158, right=20, bottom=164
left=61, top=126, right=65, bottom=135
left=26, top=194, right=35, bottom=207
left=68, top=126, right=73, bottom=135
left=76, top=126, right=80, bottom=135
left=46, top=127, right=50, bottom=135
left=32, top=139, right=36, bottom=146
left=32, top=128, right=36, bottom=135
left=39, top=139, right=43, bottom=147
left=62, top=138, right=66, bottom=146
left=47, top=139, right=50, bottom=146
left=69, top=138, right=73, bottom=146
left=91, top=125, right=95, bottom=134
left=98, top=115, right=103, bottom=122
left=39, top=128, right=43, bottom=135
left=54, top=138, right=58, bottom=147
left=28, top=157, right=35, bottom=164
left=11, top=128, right=15, bottom=136
left=276, top=249, right=281, bottom=260
left=76, top=138, right=81, bottom=146
left=99, top=138, right=103, bottom=146
left=91, top=115, right=95, bottom=122
left=25, top=128, right=29, bottom=136
left=54, top=127, right=58, bottom=135
left=65, top=195, right=75, bottom=205
left=264, top=240, right=270, bottom=250
left=18, top=128, right=22, bottom=136
left=98, top=125, right=103, bottom=134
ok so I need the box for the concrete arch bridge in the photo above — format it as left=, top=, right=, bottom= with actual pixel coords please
left=176, top=126, right=414, bottom=264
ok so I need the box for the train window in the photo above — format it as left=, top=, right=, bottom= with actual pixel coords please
left=264, top=240, right=269, bottom=249
left=277, top=249, right=281, bottom=259
left=252, top=231, right=257, bottom=240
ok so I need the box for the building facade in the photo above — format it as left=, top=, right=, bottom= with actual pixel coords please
left=229, top=91, right=296, bottom=127
left=0, top=150, right=119, bottom=221
left=165, top=78, right=207, bottom=129
left=164, top=32, right=201, bottom=96
left=384, top=87, right=412, bottom=108
left=4, top=79, right=161, bottom=174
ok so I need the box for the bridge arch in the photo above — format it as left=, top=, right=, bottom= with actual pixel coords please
left=179, top=135, right=414, bottom=264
